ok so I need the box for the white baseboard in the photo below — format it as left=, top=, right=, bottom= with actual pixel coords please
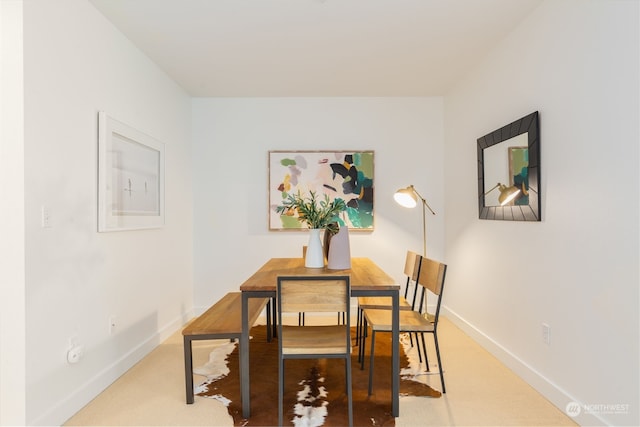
left=442, top=306, right=607, bottom=427
left=31, top=312, right=191, bottom=426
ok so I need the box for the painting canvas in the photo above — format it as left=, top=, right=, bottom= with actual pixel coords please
left=110, top=135, right=160, bottom=215
left=269, top=151, right=374, bottom=230
left=98, top=112, right=165, bottom=232
left=508, top=146, right=529, bottom=206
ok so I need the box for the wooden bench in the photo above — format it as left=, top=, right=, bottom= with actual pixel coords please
left=182, top=292, right=271, bottom=404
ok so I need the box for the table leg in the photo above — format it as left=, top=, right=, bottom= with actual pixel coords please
left=266, top=299, right=272, bottom=342
left=392, top=290, right=399, bottom=417
left=241, top=292, right=251, bottom=418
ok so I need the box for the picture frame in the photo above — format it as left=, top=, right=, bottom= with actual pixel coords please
left=268, top=150, right=374, bottom=231
left=98, top=111, right=165, bottom=232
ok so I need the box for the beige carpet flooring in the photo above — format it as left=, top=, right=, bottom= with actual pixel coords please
left=64, top=316, right=577, bottom=426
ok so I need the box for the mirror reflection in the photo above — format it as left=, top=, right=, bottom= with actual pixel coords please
left=483, top=133, right=529, bottom=207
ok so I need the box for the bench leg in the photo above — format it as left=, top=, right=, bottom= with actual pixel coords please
left=184, top=336, right=195, bottom=404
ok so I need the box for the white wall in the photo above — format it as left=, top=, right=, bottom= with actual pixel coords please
left=443, top=1, right=639, bottom=425
left=11, top=1, right=637, bottom=425
left=191, top=97, right=445, bottom=310
left=0, top=1, right=26, bottom=425
left=22, top=1, right=193, bottom=424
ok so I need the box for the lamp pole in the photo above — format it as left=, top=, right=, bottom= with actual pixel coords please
left=410, top=186, right=435, bottom=257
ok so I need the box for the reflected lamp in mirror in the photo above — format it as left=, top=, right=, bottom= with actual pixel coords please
left=393, top=185, right=435, bottom=256
left=484, top=182, right=521, bottom=206
left=477, top=111, right=541, bottom=221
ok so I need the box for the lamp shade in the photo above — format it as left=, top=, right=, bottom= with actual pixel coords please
left=393, top=186, right=418, bottom=208
left=497, top=184, right=521, bottom=206
left=393, top=184, right=435, bottom=257
left=484, top=182, right=522, bottom=206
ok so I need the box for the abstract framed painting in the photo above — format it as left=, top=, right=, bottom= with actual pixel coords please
left=98, top=111, right=165, bottom=232
left=268, top=150, right=374, bottom=231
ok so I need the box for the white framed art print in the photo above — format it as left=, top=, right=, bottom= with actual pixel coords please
left=98, top=111, right=165, bottom=232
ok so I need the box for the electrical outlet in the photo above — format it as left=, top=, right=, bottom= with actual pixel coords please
left=542, top=323, right=551, bottom=345
left=41, top=206, right=51, bottom=228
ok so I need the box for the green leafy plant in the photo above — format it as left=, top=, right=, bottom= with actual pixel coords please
left=276, top=190, right=346, bottom=234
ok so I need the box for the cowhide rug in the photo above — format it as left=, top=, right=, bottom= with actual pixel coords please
left=194, top=327, right=440, bottom=426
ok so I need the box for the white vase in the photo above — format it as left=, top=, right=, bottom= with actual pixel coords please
left=305, top=228, right=325, bottom=268
left=327, top=226, right=351, bottom=269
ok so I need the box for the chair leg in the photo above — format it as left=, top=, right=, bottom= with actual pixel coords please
left=355, top=307, right=360, bottom=346
left=358, top=318, right=365, bottom=369
left=368, top=330, right=376, bottom=395
left=420, top=333, right=430, bottom=371
left=359, top=318, right=368, bottom=369
left=359, top=325, right=364, bottom=367
left=415, top=333, right=423, bottom=363
left=357, top=312, right=362, bottom=363
left=433, top=332, right=446, bottom=393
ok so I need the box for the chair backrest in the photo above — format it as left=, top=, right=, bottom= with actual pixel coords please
left=277, top=276, right=350, bottom=316
left=403, top=250, right=422, bottom=281
left=415, top=257, right=447, bottom=324
left=417, top=257, right=446, bottom=296
left=403, top=251, right=423, bottom=308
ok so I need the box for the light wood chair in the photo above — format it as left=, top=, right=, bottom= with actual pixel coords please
left=361, top=256, right=448, bottom=394
left=356, top=251, right=423, bottom=362
left=277, top=275, right=353, bottom=426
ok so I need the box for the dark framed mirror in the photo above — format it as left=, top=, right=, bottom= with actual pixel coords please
left=477, top=111, right=540, bottom=221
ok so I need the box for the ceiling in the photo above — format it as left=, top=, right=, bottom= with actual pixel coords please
left=89, top=0, right=542, bottom=97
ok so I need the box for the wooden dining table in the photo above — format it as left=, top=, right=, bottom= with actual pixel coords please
left=239, top=257, right=401, bottom=418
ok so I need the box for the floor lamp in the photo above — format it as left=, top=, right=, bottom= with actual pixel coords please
left=393, top=185, right=436, bottom=256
